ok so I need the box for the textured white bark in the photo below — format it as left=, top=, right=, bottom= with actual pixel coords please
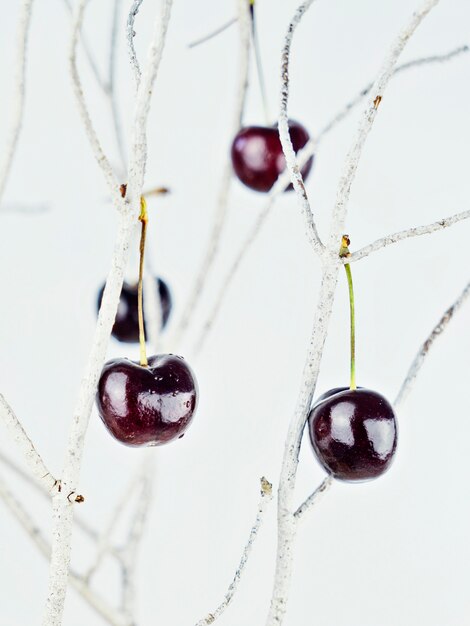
left=0, top=0, right=34, bottom=203
left=349, top=209, right=470, bottom=263
left=395, top=279, right=470, bottom=408
left=278, top=0, right=324, bottom=257
left=265, top=2, right=441, bottom=624
left=194, top=478, right=273, bottom=626
left=0, top=394, right=57, bottom=493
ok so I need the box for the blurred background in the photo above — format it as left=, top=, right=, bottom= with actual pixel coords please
left=1, top=0, right=470, bottom=624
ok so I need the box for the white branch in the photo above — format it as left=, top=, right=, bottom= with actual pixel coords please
left=278, top=0, right=324, bottom=257
left=0, top=474, right=129, bottom=626
left=266, top=2, right=440, bottom=625
left=108, top=0, right=127, bottom=172
left=62, top=0, right=106, bottom=90
left=0, top=394, right=57, bottom=494
left=395, top=279, right=470, bottom=408
left=0, top=0, right=34, bottom=203
left=294, top=475, right=333, bottom=521
left=69, top=0, right=123, bottom=209
left=188, top=16, right=238, bottom=49
left=127, top=0, right=144, bottom=88
left=42, top=2, right=174, bottom=623
left=171, top=0, right=251, bottom=348
left=120, top=454, right=155, bottom=620
left=84, top=471, right=141, bottom=584
left=194, top=477, right=273, bottom=626
left=348, top=209, right=470, bottom=263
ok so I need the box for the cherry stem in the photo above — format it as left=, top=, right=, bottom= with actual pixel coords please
left=340, top=236, right=356, bottom=390
left=138, top=197, right=149, bottom=367
left=250, top=1, right=270, bottom=125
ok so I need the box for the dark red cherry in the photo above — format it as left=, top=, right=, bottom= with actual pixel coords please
left=96, top=354, right=198, bottom=447
left=308, top=388, right=397, bottom=481
left=97, top=277, right=172, bottom=343
left=231, top=119, right=313, bottom=192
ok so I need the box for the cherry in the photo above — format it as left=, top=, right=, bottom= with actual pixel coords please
left=231, top=119, right=313, bottom=192
left=97, top=277, right=172, bottom=343
left=96, top=354, right=198, bottom=447
left=308, top=387, right=397, bottom=481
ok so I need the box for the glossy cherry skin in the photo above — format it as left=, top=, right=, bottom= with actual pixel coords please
left=231, top=119, right=313, bottom=192
left=97, top=277, right=172, bottom=343
left=308, top=387, right=397, bottom=481
left=96, top=354, right=198, bottom=447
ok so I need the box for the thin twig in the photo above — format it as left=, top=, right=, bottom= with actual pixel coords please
left=0, top=474, right=129, bottom=626
left=84, top=472, right=141, bottom=584
left=395, top=279, right=470, bottom=408
left=62, top=0, right=107, bottom=90
left=171, top=0, right=251, bottom=348
left=294, top=475, right=333, bottom=521
left=0, top=0, right=34, bottom=203
left=120, top=454, right=155, bottom=620
left=349, top=209, right=470, bottom=263
left=266, top=2, right=440, bottom=624
left=0, top=394, right=57, bottom=494
left=188, top=16, right=237, bottom=49
left=194, top=477, right=273, bottom=626
left=68, top=0, right=122, bottom=209
left=127, top=0, right=144, bottom=88
left=317, top=44, right=469, bottom=140
left=108, top=0, right=127, bottom=171
left=278, top=0, right=324, bottom=257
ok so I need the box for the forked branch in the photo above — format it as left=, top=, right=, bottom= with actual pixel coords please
left=195, top=477, right=273, bottom=626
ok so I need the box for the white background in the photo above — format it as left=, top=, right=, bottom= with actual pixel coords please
left=1, top=0, right=470, bottom=625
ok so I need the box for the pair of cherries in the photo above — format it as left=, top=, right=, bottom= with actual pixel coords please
left=96, top=278, right=198, bottom=447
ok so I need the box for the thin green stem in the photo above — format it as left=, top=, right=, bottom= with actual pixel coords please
left=344, top=262, right=356, bottom=390
left=138, top=197, right=148, bottom=367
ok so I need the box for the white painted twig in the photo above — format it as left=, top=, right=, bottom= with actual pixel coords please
left=194, top=477, right=273, bottom=626
left=188, top=16, right=238, bottom=49
left=127, top=0, right=144, bottom=88
left=278, top=0, right=324, bottom=257
left=69, top=0, right=123, bottom=209
left=108, top=0, right=127, bottom=172
left=120, top=454, right=155, bottom=620
left=171, top=0, right=251, bottom=348
left=84, top=471, right=141, bottom=584
left=349, top=209, right=470, bottom=263
left=42, top=2, right=174, bottom=623
left=266, top=2, right=440, bottom=625
left=0, top=394, right=57, bottom=494
left=294, top=475, right=333, bottom=521
left=317, top=44, right=469, bottom=141
left=0, top=474, right=129, bottom=626
left=62, top=0, right=106, bottom=90
left=395, top=279, right=470, bottom=408
left=0, top=0, right=34, bottom=204
left=194, top=44, right=468, bottom=353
